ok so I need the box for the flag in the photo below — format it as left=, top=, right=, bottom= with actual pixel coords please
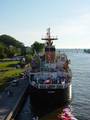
left=44, top=79, right=52, bottom=84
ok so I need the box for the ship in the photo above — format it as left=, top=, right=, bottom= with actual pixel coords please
left=29, top=28, right=72, bottom=116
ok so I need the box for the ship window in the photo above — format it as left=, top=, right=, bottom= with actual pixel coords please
left=45, top=48, right=55, bottom=51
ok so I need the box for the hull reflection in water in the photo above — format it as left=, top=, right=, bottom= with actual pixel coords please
left=29, top=84, right=72, bottom=117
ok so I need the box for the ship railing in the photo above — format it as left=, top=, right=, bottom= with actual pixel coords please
left=34, top=83, right=70, bottom=89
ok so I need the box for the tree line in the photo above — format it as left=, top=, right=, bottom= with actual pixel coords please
left=84, top=49, right=90, bottom=53
left=0, top=34, right=44, bottom=59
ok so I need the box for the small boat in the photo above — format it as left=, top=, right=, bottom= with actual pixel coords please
left=57, top=107, right=78, bottom=120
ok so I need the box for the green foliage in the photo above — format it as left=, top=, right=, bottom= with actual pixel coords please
left=0, top=69, right=23, bottom=82
left=31, top=41, right=44, bottom=54
left=0, top=43, right=7, bottom=58
left=0, top=69, right=24, bottom=90
left=26, top=47, right=34, bottom=55
left=0, top=34, right=44, bottom=59
left=84, top=49, right=90, bottom=53
left=0, top=61, right=19, bottom=68
left=25, top=54, right=33, bottom=63
left=0, top=35, right=45, bottom=91
left=0, top=34, right=24, bottom=47
left=34, top=55, right=40, bottom=66
left=25, top=42, right=44, bottom=65
left=0, top=60, right=24, bottom=91
left=0, top=34, right=26, bottom=58
left=21, top=47, right=26, bottom=55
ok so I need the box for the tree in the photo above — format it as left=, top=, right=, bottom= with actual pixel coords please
left=0, top=43, right=6, bottom=58
left=31, top=41, right=44, bottom=54
left=0, top=34, right=26, bottom=57
left=0, top=34, right=24, bottom=48
left=84, top=49, right=90, bottom=53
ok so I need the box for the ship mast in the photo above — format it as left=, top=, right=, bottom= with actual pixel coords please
left=42, top=28, right=57, bottom=46
left=42, top=28, right=57, bottom=63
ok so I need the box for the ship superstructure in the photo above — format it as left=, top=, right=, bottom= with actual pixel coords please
left=29, top=28, right=72, bottom=116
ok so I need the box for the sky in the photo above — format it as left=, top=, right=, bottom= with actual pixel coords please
left=0, top=0, right=90, bottom=48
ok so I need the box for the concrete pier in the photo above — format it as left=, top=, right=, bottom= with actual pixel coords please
left=0, top=78, right=29, bottom=120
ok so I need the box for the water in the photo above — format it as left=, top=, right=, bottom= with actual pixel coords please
left=17, top=51, right=90, bottom=120
left=69, top=52, right=90, bottom=120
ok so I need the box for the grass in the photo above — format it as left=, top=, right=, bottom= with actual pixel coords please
left=0, top=60, right=24, bottom=91
left=0, top=61, right=19, bottom=68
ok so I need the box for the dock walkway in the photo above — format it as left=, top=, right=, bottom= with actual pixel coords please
left=0, top=77, right=29, bottom=120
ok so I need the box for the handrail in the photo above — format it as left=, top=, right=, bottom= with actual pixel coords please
left=33, top=83, right=70, bottom=89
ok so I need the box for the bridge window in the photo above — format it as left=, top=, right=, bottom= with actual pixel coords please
left=45, top=47, right=55, bottom=51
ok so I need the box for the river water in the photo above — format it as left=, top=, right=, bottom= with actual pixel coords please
left=68, top=52, right=90, bottom=120
left=16, top=51, right=90, bottom=120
